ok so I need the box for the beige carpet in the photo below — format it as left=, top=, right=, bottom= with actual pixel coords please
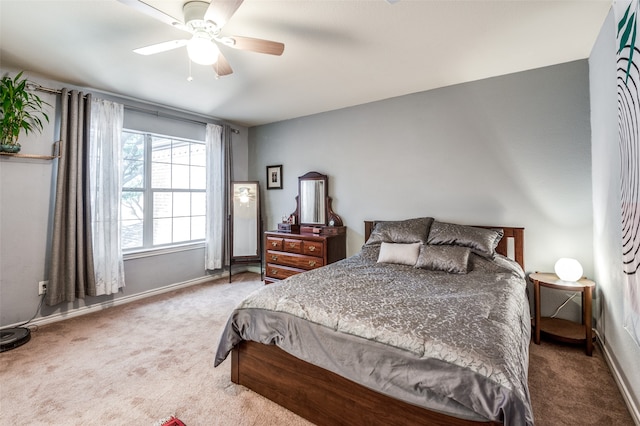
left=528, top=337, right=634, bottom=425
left=0, top=272, right=634, bottom=425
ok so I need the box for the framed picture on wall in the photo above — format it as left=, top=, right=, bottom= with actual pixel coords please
left=266, top=165, right=283, bottom=189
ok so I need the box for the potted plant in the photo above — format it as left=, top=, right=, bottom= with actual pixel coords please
left=0, top=71, right=50, bottom=153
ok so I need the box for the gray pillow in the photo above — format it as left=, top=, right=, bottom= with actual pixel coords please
left=427, top=221, right=503, bottom=259
left=365, top=217, right=434, bottom=245
left=415, top=245, right=471, bottom=274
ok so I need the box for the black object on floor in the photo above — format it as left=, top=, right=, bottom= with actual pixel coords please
left=0, top=327, right=31, bottom=352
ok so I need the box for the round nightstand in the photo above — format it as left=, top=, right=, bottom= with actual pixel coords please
left=530, top=272, right=596, bottom=356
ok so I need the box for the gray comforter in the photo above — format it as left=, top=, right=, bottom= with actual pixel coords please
left=215, top=245, right=534, bottom=425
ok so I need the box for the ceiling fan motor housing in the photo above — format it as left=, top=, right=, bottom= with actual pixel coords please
left=184, top=1, right=210, bottom=25
left=184, top=1, right=219, bottom=38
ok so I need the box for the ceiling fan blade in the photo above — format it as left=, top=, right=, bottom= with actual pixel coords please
left=213, top=52, right=233, bottom=76
left=134, top=39, right=188, bottom=55
left=204, top=0, right=244, bottom=30
left=226, top=36, right=284, bottom=56
left=116, top=0, right=183, bottom=27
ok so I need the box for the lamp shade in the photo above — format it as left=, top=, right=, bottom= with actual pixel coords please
left=187, top=35, right=219, bottom=65
left=554, top=258, right=583, bottom=282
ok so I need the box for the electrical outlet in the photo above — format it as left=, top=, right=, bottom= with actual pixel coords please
left=38, top=280, right=48, bottom=295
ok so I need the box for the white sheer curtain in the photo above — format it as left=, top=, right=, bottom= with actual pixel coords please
left=89, top=98, right=125, bottom=296
left=205, top=124, right=225, bottom=270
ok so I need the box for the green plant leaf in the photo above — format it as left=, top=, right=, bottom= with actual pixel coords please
left=1, top=71, right=51, bottom=145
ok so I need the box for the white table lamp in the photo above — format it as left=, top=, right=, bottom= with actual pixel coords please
left=554, top=258, right=583, bottom=282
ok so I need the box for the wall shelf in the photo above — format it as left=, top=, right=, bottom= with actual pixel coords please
left=0, top=152, right=58, bottom=160
left=0, top=141, right=60, bottom=160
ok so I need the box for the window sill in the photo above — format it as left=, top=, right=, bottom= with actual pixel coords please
left=123, top=242, right=205, bottom=260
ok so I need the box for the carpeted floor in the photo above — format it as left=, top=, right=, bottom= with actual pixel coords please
left=528, top=336, right=634, bottom=425
left=0, top=272, right=634, bottom=425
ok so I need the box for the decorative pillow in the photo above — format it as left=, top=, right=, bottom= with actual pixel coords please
left=427, top=221, right=503, bottom=259
left=415, top=245, right=471, bottom=274
left=377, top=242, right=421, bottom=266
left=365, top=217, right=434, bottom=245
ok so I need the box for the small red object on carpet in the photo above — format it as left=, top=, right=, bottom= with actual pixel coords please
left=157, top=416, right=186, bottom=426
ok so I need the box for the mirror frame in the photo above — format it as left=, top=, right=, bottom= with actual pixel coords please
left=292, top=171, right=343, bottom=227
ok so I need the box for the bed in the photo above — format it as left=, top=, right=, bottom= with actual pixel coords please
left=215, top=218, right=532, bottom=425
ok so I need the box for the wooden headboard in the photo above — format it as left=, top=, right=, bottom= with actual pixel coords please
left=364, top=221, right=524, bottom=270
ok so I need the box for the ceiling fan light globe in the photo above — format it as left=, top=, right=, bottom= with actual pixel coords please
left=187, top=37, right=219, bottom=65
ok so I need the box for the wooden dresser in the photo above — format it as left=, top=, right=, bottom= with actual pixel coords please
left=264, top=229, right=347, bottom=284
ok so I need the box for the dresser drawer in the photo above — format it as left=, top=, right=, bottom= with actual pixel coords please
left=266, top=236, right=284, bottom=251
left=266, top=263, right=300, bottom=280
left=278, top=238, right=324, bottom=256
left=303, top=240, right=324, bottom=256
left=283, top=238, right=302, bottom=253
left=266, top=250, right=324, bottom=270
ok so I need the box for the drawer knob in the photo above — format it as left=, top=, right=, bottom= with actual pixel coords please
left=271, top=255, right=278, bottom=261
left=271, top=241, right=278, bottom=247
left=271, top=269, right=278, bottom=275
left=308, top=246, right=316, bottom=252
left=309, top=261, right=316, bottom=267
left=289, top=242, right=296, bottom=248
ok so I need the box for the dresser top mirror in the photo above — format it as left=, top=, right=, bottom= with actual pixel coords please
left=293, top=171, right=343, bottom=227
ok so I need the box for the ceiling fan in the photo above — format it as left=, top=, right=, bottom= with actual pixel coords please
left=117, top=0, right=284, bottom=77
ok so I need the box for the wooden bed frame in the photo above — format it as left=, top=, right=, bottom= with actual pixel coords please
left=230, top=223, right=525, bottom=426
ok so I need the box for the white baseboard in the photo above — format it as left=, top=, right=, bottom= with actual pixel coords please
left=595, top=330, right=640, bottom=425
left=6, top=271, right=228, bottom=329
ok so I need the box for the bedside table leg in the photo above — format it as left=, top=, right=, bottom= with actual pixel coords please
left=534, top=280, right=541, bottom=344
left=584, top=287, right=593, bottom=356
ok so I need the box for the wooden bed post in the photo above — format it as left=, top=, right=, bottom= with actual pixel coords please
left=513, top=227, right=525, bottom=270
left=364, top=221, right=375, bottom=242
left=231, top=344, right=239, bottom=384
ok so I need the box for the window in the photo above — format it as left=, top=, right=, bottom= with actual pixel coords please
left=121, top=130, right=206, bottom=251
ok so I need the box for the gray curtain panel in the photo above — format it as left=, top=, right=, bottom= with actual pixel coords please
left=46, top=89, right=96, bottom=306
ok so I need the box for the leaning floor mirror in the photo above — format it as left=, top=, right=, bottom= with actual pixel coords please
left=229, top=181, right=262, bottom=282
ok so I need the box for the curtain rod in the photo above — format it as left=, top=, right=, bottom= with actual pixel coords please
left=27, top=83, right=240, bottom=134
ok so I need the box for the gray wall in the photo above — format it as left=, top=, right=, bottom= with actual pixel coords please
left=0, top=70, right=249, bottom=326
left=250, top=60, right=594, bottom=292
left=590, top=10, right=640, bottom=418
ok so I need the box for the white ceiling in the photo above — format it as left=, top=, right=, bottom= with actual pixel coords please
left=0, top=0, right=611, bottom=127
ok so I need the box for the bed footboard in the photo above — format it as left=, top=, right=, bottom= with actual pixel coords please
left=231, top=341, right=501, bottom=426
